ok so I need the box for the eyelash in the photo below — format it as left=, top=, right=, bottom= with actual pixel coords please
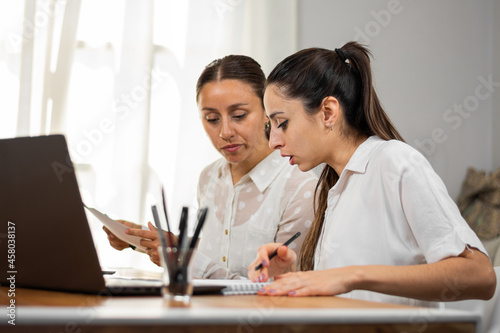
left=206, top=113, right=247, bottom=123
left=233, top=113, right=247, bottom=120
left=277, top=120, right=288, bottom=130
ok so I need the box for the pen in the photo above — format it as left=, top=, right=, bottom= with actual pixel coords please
left=254, top=231, right=301, bottom=271
left=189, top=207, right=208, bottom=249
left=177, top=206, right=189, bottom=251
left=161, top=185, right=174, bottom=247
left=151, top=205, right=173, bottom=266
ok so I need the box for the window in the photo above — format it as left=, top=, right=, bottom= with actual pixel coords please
left=0, top=0, right=297, bottom=270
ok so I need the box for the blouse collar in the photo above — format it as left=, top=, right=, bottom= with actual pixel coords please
left=217, top=150, right=288, bottom=192
left=343, top=135, right=386, bottom=174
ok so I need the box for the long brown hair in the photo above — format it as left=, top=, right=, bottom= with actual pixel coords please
left=266, top=42, right=404, bottom=271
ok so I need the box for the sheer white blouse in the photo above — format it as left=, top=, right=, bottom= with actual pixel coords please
left=193, top=150, right=318, bottom=279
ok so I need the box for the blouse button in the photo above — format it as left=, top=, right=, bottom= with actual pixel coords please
left=225, top=229, right=228, bottom=235
left=222, top=256, right=226, bottom=262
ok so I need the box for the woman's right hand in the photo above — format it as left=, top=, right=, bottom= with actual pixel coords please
left=248, top=243, right=297, bottom=282
left=126, top=222, right=178, bottom=266
left=103, top=220, right=142, bottom=251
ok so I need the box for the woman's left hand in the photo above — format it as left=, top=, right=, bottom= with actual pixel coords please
left=257, top=248, right=497, bottom=301
left=257, top=267, right=357, bottom=297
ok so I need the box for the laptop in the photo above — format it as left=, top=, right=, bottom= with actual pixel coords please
left=0, top=135, right=222, bottom=296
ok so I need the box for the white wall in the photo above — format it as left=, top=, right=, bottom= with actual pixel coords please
left=298, top=0, right=498, bottom=200
left=493, top=0, right=500, bottom=170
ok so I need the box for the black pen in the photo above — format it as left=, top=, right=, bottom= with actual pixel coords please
left=189, top=207, right=208, bottom=249
left=177, top=206, right=189, bottom=251
left=161, top=185, right=172, bottom=233
left=254, top=231, right=301, bottom=271
left=161, top=185, right=174, bottom=247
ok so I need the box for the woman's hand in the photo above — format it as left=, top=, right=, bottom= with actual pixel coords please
left=248, top=243, right=297, bottom=282
left=103, top=220, right=142, bottom=251
left=253, top=247, right=497, bottom=300
left=257, top=267, right=356, bottom=297
left=126, top=222, right=178, bottom=266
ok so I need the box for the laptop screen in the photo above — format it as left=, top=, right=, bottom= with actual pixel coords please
left=0, top=135, right=107, bottom=293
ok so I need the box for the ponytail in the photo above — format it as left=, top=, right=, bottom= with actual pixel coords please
left=339, top=42, right=403, bottom=142
left=266, top=42, right=404, bottom=271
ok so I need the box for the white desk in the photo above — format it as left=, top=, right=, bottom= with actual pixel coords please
left=1, top=287, right=479, bottom=332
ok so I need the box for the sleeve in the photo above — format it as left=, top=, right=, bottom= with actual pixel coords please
left=395, top=146, right=487, bottom=263
left=275, top=168, right=317, bottom=255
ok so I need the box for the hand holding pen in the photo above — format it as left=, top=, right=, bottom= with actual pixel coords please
left=249, top=232, right=301, bottom=283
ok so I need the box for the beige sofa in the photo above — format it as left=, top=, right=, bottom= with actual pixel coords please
left=482, top=237, right=500, bottom=267
left=456, top=166, right=499, bottom=267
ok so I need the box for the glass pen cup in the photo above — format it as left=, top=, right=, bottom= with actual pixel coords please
left=158, top=246, right=195, bottom=304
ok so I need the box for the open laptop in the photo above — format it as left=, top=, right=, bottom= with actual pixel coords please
left=0, top=135, right=222, bottom=296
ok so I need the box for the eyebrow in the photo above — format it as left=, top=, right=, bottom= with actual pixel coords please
left=228, top=102, right=249, bottom=109
left=268, top=111, right=284, bottom=120
left=201, top=103, right=249, bottom=112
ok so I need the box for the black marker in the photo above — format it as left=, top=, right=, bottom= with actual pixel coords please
left=254, top=231, right=301, bottom=271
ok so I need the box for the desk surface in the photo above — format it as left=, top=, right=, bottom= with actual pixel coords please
left=1, top=287, right=478, bottom=333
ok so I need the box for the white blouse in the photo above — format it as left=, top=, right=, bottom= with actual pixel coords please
left=315, top=136, right=487, bottom=307
left=193, top=150, right=318, bottom=279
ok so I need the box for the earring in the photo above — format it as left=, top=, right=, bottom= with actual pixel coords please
left=329, top=124, right=333, bottom=131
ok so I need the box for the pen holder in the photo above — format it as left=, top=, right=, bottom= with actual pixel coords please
left=159, top=246, right=195, bottom=304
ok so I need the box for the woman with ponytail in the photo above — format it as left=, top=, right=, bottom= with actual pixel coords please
left=248, top=42, right=496, bottom=306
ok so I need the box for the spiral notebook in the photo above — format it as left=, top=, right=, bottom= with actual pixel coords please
left=193, top=279, right=271, bottom=295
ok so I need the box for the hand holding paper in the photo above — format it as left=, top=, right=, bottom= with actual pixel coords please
left=125, top=222, right=179, bottom=266
left=103, top=219, right=141, bottom=251
left=85, top=205, right=147, bottom=252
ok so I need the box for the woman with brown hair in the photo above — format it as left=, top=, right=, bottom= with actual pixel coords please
left=105, top=55, right=317, bottom=279
left=248, top=42, right=496, bottom=306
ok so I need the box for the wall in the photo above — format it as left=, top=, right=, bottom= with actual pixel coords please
left=493, top=1, right=500, bottom=170
left=297, top=0, right=497, bottom=200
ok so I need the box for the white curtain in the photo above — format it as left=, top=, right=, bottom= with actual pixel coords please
left=0, top=0, right=297, bottom=270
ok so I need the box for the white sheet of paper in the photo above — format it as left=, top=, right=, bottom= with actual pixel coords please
left=84, top=205, right=147, bottom=251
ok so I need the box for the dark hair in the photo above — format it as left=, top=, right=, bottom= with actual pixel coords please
left=266, top=42, right=404, bottom=271
left=196, top=55, right=269, bottom=138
